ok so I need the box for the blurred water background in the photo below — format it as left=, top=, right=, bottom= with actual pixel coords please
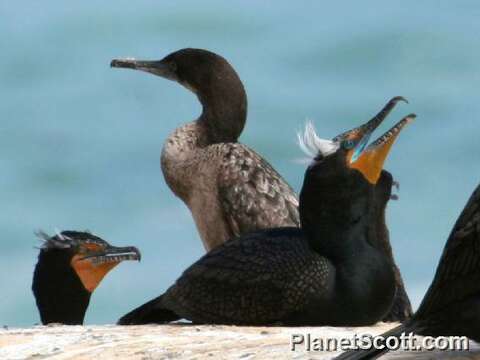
left=1, top=1, right=479, bottom=326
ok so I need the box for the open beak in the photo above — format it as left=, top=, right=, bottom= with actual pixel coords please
left=110, top=58, right=177, bottom=81
left=351, top=114, right=416, bottom=184
left=334, top=96, right=408, bottom=163
left=71, top=245, right=141, bottom=292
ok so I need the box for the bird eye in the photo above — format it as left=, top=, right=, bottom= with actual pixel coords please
left=342, top=139, right=356, bottom=150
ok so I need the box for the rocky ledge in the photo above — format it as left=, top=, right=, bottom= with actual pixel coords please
left=0, top=323, right=479, bottom=359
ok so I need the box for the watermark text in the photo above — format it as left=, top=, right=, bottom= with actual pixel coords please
left=290, top=333, right=469, bottom=352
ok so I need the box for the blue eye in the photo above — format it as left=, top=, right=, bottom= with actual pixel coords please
left=343, top=139, right=356, bottom=150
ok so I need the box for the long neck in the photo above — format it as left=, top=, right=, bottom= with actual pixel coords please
left=300, top=173, right=396, bottom=314
left=32, top=250, right=91, bottom=325
left=197, top=74, right=247, bottom=144
left=299, top=172, right=376, bottom=263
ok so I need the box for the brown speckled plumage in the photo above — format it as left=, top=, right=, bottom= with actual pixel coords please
left=151, top=49, right=300, bottom=251
left=160, top=121, right=299, bottom=251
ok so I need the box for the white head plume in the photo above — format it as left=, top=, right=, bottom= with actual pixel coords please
left=35, top=229, right=75, bottom=249
left=297, top=120, right=339, bottom=159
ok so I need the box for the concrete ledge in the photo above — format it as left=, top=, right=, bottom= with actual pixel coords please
left=0, top=323, right=478, bottom=359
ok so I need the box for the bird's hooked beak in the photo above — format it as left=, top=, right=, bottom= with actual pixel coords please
left=71, top=245, right=141, bottom=292
left=110, top=58, right=178, bottom=81
left=351, top=114, right=416, bottom=184
left=330, top=96, right=414, bottom=185
left=334, top=96, right=408, bottom=163
left=78, top=245, right=141, bottom=263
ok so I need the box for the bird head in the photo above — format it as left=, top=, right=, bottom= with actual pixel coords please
left=32, top=230, right=141, bottom=324
left=36, top=230, right=141, bottom=292
left=298, top=96, right=415, bottom=185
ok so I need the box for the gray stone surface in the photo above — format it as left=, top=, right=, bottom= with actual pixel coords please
left=0, top=323, right=478, bottom=359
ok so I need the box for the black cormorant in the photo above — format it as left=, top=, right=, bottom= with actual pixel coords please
left=117, top=105, right=415, bottom=326
left=111, top=49, right=412, bottom=321
left=32, top=230, right=141, bottom=325
left=336, top=183, right=480, bottom=359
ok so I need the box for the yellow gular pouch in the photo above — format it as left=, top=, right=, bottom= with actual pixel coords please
left=70, top=254, right=120, bottom=293
left=349, top=114, right=415, bottom=185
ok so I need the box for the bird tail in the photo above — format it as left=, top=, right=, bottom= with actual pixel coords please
left=117, top=294, right=180, bottom=325
left=334, top=322, right=416, bottom=360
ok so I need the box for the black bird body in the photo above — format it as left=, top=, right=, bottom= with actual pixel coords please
left=119, top=173, right=395, bottom=326
left=32, top=231, right=141, bottom=325
left=118, top=110, right=415, bottom=326
left=413, top=183, right=480, bottom=340
left=111, top=50, right=412, bottom=321
left=159, top=227, right=393, bottom=326
left=336, top=184, right=480, bottom=360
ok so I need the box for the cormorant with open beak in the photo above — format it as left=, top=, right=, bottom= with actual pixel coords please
left=111, top=48, right=412, bottom=321
left=32, top=230, right=141, bottom=325
left=117, top=102, right=415, bottom=326
left=336, top=183, right=480, bottom=359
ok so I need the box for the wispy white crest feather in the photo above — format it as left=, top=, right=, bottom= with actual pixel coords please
left=35, top=229, right=74, bottom=249
left=54, top=227, right=64, bottom=241
left=297, top=120, right=339, bottom=159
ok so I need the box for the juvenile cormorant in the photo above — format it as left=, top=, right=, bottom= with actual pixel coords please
left=117, top=105, right=415, bottom=326
left=336, top=183, right=480, bottom=359
left=32, top=230, right=141, bottom=325
left=111, top=49, right=412, bottom=321
left=111, top=49, right=298, bottom=251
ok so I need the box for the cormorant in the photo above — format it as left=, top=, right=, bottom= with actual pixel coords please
left=111, top=48, right=298, bottom=251
left=117, top=105, right=415, bottom=326
left=336, top=183, right=480, bottom=359
left=32, top=230, right=141, bottom=325
left=111, top=48, right=412, bottom=321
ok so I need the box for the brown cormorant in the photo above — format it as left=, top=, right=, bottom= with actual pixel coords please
left=336, top=183, right=480, bottom=359
left=111, top=49, right=412, bottom=321
left=117, top=104, right=415, bottom=326
left=32, top=230, right=141, bottom=325
left=111, top=49, right=298, bottom=251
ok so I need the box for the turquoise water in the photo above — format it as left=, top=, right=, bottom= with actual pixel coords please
left=1, top=1, right=479, bottom=326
